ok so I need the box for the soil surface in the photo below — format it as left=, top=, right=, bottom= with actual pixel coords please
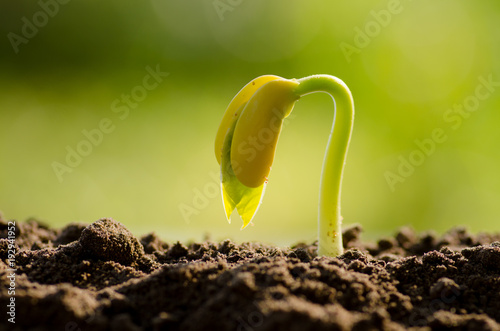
left=1, top=214, right=500, bottom=331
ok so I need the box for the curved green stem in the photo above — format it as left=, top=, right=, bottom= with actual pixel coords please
left=293, top=75, right=355, bottom=257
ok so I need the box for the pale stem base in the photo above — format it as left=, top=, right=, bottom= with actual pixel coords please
left=294, top=75, right=355, bottom=257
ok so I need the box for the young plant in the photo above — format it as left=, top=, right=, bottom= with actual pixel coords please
left=214, top=75, right=354, bottom=257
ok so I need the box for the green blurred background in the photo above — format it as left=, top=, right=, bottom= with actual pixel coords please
left=1, top=0, right=499, bottom=245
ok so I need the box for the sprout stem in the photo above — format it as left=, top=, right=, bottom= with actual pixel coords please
left=293, top=75, right=355, bottom=257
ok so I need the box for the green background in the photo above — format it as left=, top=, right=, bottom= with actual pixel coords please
left=1, top=0, right=499, bottom=245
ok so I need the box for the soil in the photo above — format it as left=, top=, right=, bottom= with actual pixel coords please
left=1, top=214, right=499, bottom=331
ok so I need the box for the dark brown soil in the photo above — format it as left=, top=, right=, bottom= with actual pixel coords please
left=1, top=214, right=500, bottom=331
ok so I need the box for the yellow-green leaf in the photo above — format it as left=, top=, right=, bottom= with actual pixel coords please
left=221, top=121, right=266, bottom=229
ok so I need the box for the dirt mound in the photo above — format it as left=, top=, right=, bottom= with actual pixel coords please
left=1, top=217, right=499, bottom=330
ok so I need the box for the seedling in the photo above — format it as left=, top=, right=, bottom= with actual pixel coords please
left=215, top=75, right=354, bottom=256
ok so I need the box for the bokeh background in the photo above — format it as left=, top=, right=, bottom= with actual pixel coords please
left=1, top=0, right=499, bottom=245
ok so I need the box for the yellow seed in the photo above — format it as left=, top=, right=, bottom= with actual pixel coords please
left=230, top=79, right=299, bottom=187
left=214, top=75, right=282, bottom=164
